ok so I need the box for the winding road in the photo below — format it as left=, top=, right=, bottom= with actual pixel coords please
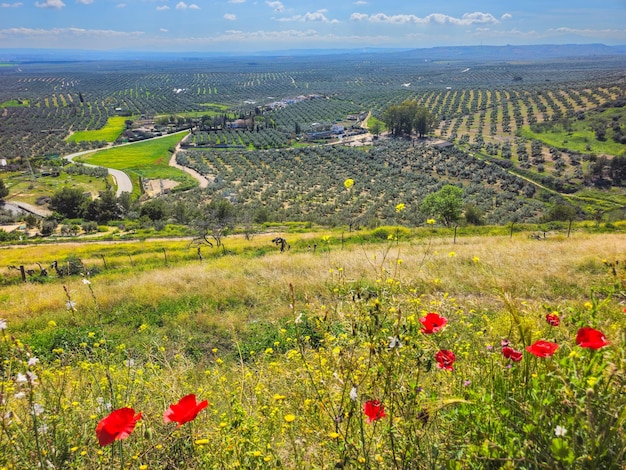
left=62, top=130, right=197, bottom=197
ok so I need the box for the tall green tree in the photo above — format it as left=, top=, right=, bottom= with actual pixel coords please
left=0, top=178, right=8, bottom=201
left=49, top=187, right=89, bottom=219
left=420, top=185, right=463, bottom=227
left=382, top=101, right=437, bottom=137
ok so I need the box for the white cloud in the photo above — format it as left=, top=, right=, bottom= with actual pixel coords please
left=35, top=0, right=65, bottom=8
left=228, top=0, right=244, bottom=2
left=351, top=11, right=499, bottom=26
left=277, top=9, right=339, bottom=24
left=116, top=3, right=125, bottom=7
left=176, top=1, right=199, bottom=9
left=354, top=0, right=366, bottom=4
left=266, top=0, right=282, bottom=11
left=160, top=28, right=168, bottom=32
left=501, top=13, right=512, bottom=20
left=76, top=0, right=93, bottom=4
left=0, top=27, right=144, bottom=39
left=156, top=5, right=169, bottom=10
left=1, top=2, right=22, bottom=6
left=224, top=13, right=236, bottom=20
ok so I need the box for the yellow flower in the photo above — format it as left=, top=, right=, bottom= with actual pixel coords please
left=587, top=377, right=598, bottom=387
left=343, top=178, right=354, bottom=189
left=284, top=414, right=296, bottom=423
left=47, top=320, right=57, bottom=328
left=329, top=432, right=340, bottom=439
left=473, top=256, right=480, bottom=263
left=195, top=439, right=210, bottom=445
left=584, top=302, right=593, bottom=310
left=448, top=251, right=456, bottom=258
left=252, top=451, right=262, bottom=457
left=395, top=203, right=405, bottom=213
left=139, top=466, right=148, bottom=470
left=273, top=394, right=286, bottom=401
left=426, top=218, right=436, bottom=225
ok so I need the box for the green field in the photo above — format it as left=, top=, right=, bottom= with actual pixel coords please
left=0, top=99, right=29, bottom=107
left=66, top=116, right=130, bottom=143
left=520, top=106, right=626, bottom=157
left=3, top=171, right=108, bottom=206
left=79, top=132, right=196, bottom=195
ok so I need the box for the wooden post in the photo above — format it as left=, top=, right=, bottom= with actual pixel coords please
left=100, top=254, right=108, bottom=270
left=454, top=226, right=458, bottom=245
left=127, top=254, right=135, bottom=268
left=19, top=265, right=26, bottom=283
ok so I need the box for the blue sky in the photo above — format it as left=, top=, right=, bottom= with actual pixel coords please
left=1, top=0, right=625, bottom=51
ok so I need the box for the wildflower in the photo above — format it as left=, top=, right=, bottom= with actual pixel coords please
left=33, top=403, right=44, bottom=416
left=501, top=346, right=523, bottom=362
left=500, top=338, right=510, bottom=347
left=47, top=320, right=57, bottom=328
left=525, top=340, right=559, bottom=357
left=349, top=386, right=358, bottom=401
left=463, top=380, right=471, bottom=387
left=0, top=319, right=6, bottom=330
left=273, top=394, right=286, bottom=401
left=95, top=407, right=142, bottom=447
left=343, top=178, right=354, bottom=189
left=554, top=425, right=567, bottom=437
left=395, top=203, right=405, bottom=213
left=27, top=357, right=40, bottom=367
left=420, top=313, right=448, bottom=334
left=66, top=301, right=77, bottom=311
left=82, top=278, right=91, bottom=285
left=435, top=350, right=456, bottom=370
left=164, top=394, right=209, bottom=427
left=195, top=439, right=209, bottom=445
left=363, top=400, right=386, bottom=423
left=576, top=327, right=610, bottom=349
left=472, top=256, right=480, bottom=263
left=448, top=251, right=456, bottom=258
left=545, top=312, right=560, bottom=326
left=284, top=414, right=296, bottom=423
left=16, top=372, right=28, bottom=384
left=14, top=392, right=26, bottom=399
left=388, top=336, right=403, bottom=349
left=124, top=359, right=135, bottom=368
left=426, top=218, right=436, bottom=225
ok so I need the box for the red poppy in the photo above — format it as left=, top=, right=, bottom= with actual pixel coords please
left=545, top=313, right=560, bottom=327
left=164, top=394, right=209, bottom=427
left=501, top=346, right=523, bottom=362
left=420, top=313, right=448, bottom=334
left=363, top=399, right=386, bottom=423
left=435, top=349, right=456, bottom=370
left=576, top=327, right=610, bottom=350
left=525, top=340, right=559, bottom=357
left=95, top=407, right=142, bottom=447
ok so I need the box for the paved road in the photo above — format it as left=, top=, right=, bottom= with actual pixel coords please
left=62, top=130, right=191, bottom=197
left=63, top=147, right=133, bottom=197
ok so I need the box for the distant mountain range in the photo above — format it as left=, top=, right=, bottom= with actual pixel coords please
left=1, top=43, right=625, bottom=63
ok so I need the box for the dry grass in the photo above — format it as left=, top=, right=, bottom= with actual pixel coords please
left=1, top=232, right=622, bottom=329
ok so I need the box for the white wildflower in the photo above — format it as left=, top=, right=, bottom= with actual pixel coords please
left=388, top=336, right=403, bottom=349
left=66, top=301, right=77, bottom=311
left=0, top=319, right=7, bottom=330
left=554, top=425, right=567, bottom=437
left=33, top=403, right=44, bottom=416
left=82, top=278, right=91, bottom=285
left=27, top=357, right=40, bottom=367
left=349, top=386, right=358, bottom=402
left=16, top=373, right=28, bottom=384
left=14, top=392, right=26, bottom=399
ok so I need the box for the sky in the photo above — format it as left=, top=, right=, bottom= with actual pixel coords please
left=0, top=0, right=625, bottom=52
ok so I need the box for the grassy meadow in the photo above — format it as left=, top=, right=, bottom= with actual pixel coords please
left=519, top=106, right=626, bottom=157
left=3, top=171, right=109, bottom=206
left=78, top=132, right=196, bottom=195
left=67, top=117, right=131, bottom=143
left=0, top=230, right=624, bottom=468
